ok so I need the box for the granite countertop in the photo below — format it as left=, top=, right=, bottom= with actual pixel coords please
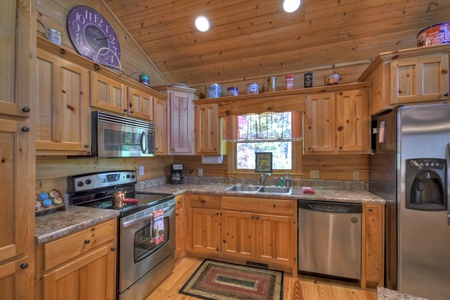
left=136, top=183, right=385, bottom=204
left=377, top=287, right=428, bottom=300
left=35, top=205, right=119, bottom=244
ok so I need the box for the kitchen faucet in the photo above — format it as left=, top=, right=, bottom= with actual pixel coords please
left=260, top=173, right=271, bottom=186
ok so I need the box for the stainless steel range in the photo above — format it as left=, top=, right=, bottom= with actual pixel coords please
left=68, top=170, right=176, bottom=300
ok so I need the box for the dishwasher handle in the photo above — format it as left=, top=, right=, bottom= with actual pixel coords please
left=298, top=200, right=362, bottom=214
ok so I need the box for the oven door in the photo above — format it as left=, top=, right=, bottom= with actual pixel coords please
left=95, top=114, right=155, bottom=158
left=118, top=201, right=175, bottom=294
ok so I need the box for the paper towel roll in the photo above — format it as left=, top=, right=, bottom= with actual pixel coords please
left=201, top=155, right=223, bottom=164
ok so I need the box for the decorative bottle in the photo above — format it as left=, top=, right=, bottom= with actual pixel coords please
left=285, top=173, right=291, bottom=188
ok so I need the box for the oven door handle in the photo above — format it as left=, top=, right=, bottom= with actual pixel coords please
left=140, top=131, right=148, bottom=154
left=121, top=203, right=175, bottom=228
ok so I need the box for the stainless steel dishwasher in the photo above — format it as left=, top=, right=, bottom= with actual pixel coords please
left=298, top=200, right=362, bottom=280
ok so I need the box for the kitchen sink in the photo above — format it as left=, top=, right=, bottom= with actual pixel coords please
left=258, top=186, right=292, bottom=194
left=224, top=184, right=261, bottom=192
left=224, top=184, right=292, bottom=194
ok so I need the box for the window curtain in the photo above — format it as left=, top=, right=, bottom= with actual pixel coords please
left=222, top=111, right=302, bottom=141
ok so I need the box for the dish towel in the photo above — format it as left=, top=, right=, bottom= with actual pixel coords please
left=302, top=187, right=315, bottom=194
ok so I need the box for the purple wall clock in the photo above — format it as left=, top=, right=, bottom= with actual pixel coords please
left=66, top=6, right=121, bottom=67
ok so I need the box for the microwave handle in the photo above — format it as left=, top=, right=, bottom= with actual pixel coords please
left=140, top=131, right=148, bottom=154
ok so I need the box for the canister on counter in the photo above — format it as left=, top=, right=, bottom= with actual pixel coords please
left=304, top=72, right=313, bottom=88
left=139, top=73, right=150, bottom=86
left=46, top=28, right=62, bottom=46
left=286, top=74, right=294, bottom=90
left=268, top=76, right=277, bottom=92
left=206, top=83, right=222, bottom=98
left=226, top=86, right=239, bottom=96
left=247, top=82, right=259, bottom=94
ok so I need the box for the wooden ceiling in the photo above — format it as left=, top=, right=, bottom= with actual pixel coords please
left=104, top=0, right=450, bottom=86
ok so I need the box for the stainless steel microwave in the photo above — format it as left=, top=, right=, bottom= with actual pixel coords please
left=91, top=111, right=155, bottom=157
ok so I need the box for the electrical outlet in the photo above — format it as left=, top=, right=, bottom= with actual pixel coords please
left=139, top=166, right=144, bottom=176
left=198, top=168, right=203, bottom=176
left=310, top=170, right=320, bottom=179
left=353, top=171, right=360, bottom=180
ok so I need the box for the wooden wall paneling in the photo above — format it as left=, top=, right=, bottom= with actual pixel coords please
left=174, top=155, right=228, bottom=178
left=37, top=0, right=167, bottom=86
left=36, top=156, right=173, bottom=194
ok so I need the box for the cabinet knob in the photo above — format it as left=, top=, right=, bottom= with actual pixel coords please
left=337, top=126, right=343, bottom=131
left=368, top=208, right=373, bottom=212
left=20, top=263, right=29, bottom=269
left=22, top=106, right=31, bottom=113
left=444, top=93, right=449, bottom=97
left=339, top=146, right=343, bottom=150
left=111, top=247, right=116, bottom=251
left=200, top=199, right=206, bottom=204
left=21, top=126, right=30, bottom=132
left=84, top=144, right=90, bottom=148
left=84, top=239, right=91, bottom=244
left=442, top=69, right=448, bottom=75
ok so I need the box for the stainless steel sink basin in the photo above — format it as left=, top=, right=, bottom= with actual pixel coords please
left=224, top=184, right=261, bottom=192
left=224, top=184, right=292, bottom=194
left=258, top=186, right=292, bottom=194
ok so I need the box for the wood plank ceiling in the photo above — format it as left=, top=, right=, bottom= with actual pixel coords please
left=104, top=0, right=450, bottom=86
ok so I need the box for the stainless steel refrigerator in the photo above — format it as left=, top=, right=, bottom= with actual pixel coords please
left=369, top=104, right=450, bottom=300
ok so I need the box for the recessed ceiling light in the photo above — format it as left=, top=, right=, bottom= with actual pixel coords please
left=195, top=16, right=210, bottom=32
left=283, top=0, right=301, bottom=13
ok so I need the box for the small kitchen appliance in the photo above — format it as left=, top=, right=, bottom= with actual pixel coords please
left=68, top=170, right=176, bottom=300
left=169, top=163, right=184, bottom=184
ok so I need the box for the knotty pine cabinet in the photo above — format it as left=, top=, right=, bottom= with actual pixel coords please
left=175, top=195, right=186, bottom=259
left=186, top=194, right=221, bottom=255
left=35, top=219, right=117, bottom=300
left=36, top=48, right=90, bottom=155
left=154, top=97, right=167, bottom=154
left=195, top=103, right=222, bottom=155
left=221, top=196, right=295, bottom=269
left=0, top=0, right=35, bottom=298
left=304, top=89, right=369, bottom=154
left=361, top=203, right=385, bottom=288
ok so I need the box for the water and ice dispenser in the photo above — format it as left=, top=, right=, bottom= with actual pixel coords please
left=405, top=158, right=447, bottom=211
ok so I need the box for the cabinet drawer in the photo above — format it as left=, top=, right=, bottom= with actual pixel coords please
left=188, top=194, right=221, bottom=209
left=43, top=219, right=116, bottom=271
left=222, top=196, right=294, bottom=216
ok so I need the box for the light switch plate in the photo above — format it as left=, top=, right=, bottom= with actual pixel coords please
left=353, top=171, right=360, bottom=180
left=198, top=168, right=203, bottom=176
left=139, top=166, right=144, bottom=176
left=310, top=170, right=320, bottom=178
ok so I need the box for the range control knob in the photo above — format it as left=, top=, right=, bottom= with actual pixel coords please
left=131, top=174, right=136, bottom=179
left=85, top=179, right=91, bottom=185
left=77, top=181, right=84, bottom=187
left=126, top=174, right=131, bottom=179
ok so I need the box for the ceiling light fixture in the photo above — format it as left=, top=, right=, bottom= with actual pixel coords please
left=283, top=0, right=301, bottom=13
left=195, top=16, right=210, bottom=32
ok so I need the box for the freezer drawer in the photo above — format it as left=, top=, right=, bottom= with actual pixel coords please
left=298, top=200, right=362, bottom=280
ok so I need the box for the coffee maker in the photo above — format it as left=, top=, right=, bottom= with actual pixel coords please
left=169, top=163, right=184, bottom=184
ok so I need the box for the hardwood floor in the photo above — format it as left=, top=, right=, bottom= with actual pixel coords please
left=145, top=257, right=378, bottom=300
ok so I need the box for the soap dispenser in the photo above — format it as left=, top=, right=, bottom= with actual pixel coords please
left=285, top=173, right=291, bottom=188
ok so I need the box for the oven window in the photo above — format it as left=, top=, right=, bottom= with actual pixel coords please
left=104, top=129, right=143, bottom=152
left=134, top=215, right=169, bottom=263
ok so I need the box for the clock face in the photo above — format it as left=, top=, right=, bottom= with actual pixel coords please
left=66, top=6, right=121, bottom=67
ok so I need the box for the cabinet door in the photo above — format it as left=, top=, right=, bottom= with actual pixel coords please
left=189, top=208, right=221, bottom=254
left=255, top=214, right=293, bottom=267
left=304, top=93, right=336, bottom=153
left=90, top=71, right=126, bottom=114
left=362, top=204, right=384, bottom=287
left=154, top=97, right=167, bottom=154
left=221, top=211, right=255, bottom=259
left=195, top=103, right=220, bottom=154
left=42, top=242, right=116, bottom=300
left=127, top=87, right=154, bottom=121
left=168, top=90, right=194, bottom=154
left=36, top=49, right=90, bottom=155
left=336, top=89, right=369, bottom=153
left=0, top=119, right=34, bottom=298
left=391, top=54, right=449, bottom=104
left=0, top=0, right=32, bottom=119
left=175, top=197, right=185, bottom=259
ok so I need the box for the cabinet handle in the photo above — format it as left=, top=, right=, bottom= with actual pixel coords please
left=22, top=106, right=31, bottom=113
left=84, top=239, right=91, bottom=244
left=111, top=247, right=116, bottom=251
left=20, top=263, right=29, bottom=270
left=21, top=126, right=30, bottom=132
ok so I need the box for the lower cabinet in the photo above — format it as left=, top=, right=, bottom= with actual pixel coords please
left=35, top=219, right=117, bottom=300
left=186, top=194, right=221, bottom=255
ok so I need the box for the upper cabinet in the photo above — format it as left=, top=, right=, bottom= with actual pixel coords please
left=36, top=48, right=90, bottom=155
left=155, top=86, right=196, bottom=155
left=195, top=103, right=222, bottom=155
left=358, top=44, right=450, bottom=115
left=90, top=72, right=127, bottom=115
left=127, top=87, right=154, bottom=121
left=304, top=89, right=369, bottom=154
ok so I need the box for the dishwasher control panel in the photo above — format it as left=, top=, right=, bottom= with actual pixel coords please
left=298, top=200, right=362, bottom=213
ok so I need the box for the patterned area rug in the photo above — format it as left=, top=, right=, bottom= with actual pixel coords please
left=179, top=259, right=283, bottom=300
